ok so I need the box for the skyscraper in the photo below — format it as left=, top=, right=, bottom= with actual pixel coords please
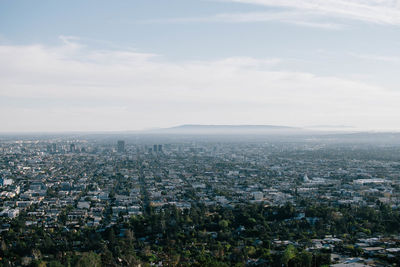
left=117, top=140, right=125, bottom=152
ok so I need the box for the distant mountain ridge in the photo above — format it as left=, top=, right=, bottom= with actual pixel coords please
left=145, top=124, right=308, bottom=135
left=170, top=124, right=297, bottom=129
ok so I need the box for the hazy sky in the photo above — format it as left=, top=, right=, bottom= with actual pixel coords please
left=1, top=0, right=400, bottom=132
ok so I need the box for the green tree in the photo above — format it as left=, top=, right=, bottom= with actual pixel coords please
left=281, top=244, right=297, bottom=266
left=76, top=252, right=102, bottom=267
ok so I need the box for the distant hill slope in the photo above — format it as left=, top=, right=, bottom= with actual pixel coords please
left=145, top=124, right=309, bottom=135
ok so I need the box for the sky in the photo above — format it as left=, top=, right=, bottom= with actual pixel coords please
left=1, top=0, right=400, bottom=132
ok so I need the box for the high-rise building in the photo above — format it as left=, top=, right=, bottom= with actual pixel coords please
left=70, top=143, right=76, bottom=153
left=158, top=144, right=162, bottom=152
left=153, top=144, right=158, bottom=152
left=117, top=140, right=125, bottom=152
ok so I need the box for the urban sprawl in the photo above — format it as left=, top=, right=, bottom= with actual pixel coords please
left=1, top=136, right=400, bottom=266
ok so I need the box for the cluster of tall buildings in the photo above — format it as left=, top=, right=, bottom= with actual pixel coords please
left=147, top=144, right=162, bottom=153
left=153, top=144, right=162, bottom=153
left=117, top=141, right=162, bottom=154
left=46, top=143, right=81, bottom=153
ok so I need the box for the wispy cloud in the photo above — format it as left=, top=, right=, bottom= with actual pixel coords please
left=348, top=52, right=400, bottom=63
left=1, top=37, right=399, bottom=131
left=226, top=0, right=400, bottom=25
left=139, top=0, right=400, bottom=29
left=139, top=10, right=344, bottom=30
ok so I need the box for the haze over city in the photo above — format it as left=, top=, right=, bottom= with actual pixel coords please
left=3, top=2, right=400, bottom=266
left=1, top=0, right=400, bottom=132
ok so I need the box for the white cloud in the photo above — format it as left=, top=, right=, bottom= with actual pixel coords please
left=348, top=52, right=400, bottom=63
left=1, top=38, right=400, bottom=131
left=227, top=0, right=400, bottom=25
left=140, top=0, right=400, bottom=29
left=140, top=10, right=344, bottom=30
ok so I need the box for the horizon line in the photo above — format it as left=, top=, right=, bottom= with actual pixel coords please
left=0, top=124, right=399, bottom=135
